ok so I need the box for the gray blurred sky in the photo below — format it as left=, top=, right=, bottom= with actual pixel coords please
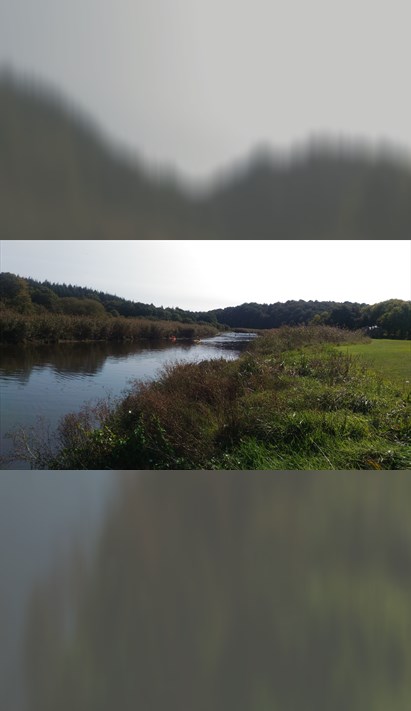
left=1, top=0, right=410, bottom=183
left=2, top=240, right=410, bottom=310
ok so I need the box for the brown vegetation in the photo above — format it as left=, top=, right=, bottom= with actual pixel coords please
left=0, top=308, right=218, bottom=345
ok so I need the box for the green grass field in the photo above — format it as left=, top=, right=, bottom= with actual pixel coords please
left=337, top=339, right=411, bottom=391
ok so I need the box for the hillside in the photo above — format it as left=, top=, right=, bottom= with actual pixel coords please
left=1, top=272, right=410, bottom=340
left=1, top=70, right=411, bottom=239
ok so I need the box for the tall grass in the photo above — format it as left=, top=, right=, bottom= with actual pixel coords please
left=14, top=325, right=410, bottom=470
left=0, top=308, right=218, bottom=344
left=248, top=324, right=369, bottom=355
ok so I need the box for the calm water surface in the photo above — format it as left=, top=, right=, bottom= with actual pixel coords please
left=0, top=332, right=256, bottom=468
left=0, top=332, right=255, bottom=709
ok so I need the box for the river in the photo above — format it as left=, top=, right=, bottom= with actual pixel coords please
left=0, top=332, right=256, bottom=469
left=0, top=331, right=256, bottom=710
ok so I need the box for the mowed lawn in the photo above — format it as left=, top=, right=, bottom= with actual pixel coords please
left=337, top=339, right=411, bottom=390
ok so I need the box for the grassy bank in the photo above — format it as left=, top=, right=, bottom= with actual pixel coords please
left=14, top=325, right=410, bottom=470
left=0, top=309, right=219, bottom=344
left=337, top=339, right=411, bottom=391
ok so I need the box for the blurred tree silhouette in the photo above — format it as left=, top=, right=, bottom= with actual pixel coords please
left=1, top=71, right=411, bottom=240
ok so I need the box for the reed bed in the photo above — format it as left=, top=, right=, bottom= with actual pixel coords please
left=0, top=309, right=218, bottom=344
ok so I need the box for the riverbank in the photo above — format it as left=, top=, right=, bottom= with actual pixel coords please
left=1, top=333, right=254, bottom=470
left=0, top=309, right=219, bottom=344
left=14, top=325, right=410, bottom=470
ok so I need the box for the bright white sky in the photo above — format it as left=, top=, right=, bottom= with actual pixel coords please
left=1, top=240, right=410, bottom=311
left=1, top=0, right=411, bottom=183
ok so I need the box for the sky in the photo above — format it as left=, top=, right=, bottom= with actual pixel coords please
left=2, top=240, right=410, bottom=311
left=1, top=0, right=411, bottom=183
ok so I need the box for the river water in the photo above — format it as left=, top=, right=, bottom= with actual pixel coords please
left=0, top=331, right=256, bottom=710
left=0, top=332, right=256, bottom=469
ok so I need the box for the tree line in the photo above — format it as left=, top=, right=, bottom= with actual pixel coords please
left=0, top=272, right=217, bottom=325
left=212, top=299, right=411, bottom=339
left=1, top=272, right=410, bottom=339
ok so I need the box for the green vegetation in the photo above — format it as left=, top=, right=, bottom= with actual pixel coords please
left=2, top=70, right=411, bottom=240
left=24, top=471, right=411, bottom=711
left=15, top=326, right=410, bottom=470
left=337, top=340, right=411, bottom=390
left=0, top=272, right=220, bottom=323
left=1, top=272, right=410, bottom=343
left=214, top=298, right=411, bottom=337
left=0, top=272, right=220, bottom=344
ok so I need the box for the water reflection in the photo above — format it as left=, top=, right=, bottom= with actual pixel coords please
left=0, top=341, right=183, bottom=382
left=0, top=333, right=257, bottom=380
left=1, top=334, right=255, bottom=468
left=4, top=471, right=410, bottom=711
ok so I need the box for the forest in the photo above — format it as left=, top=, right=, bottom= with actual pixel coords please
left=1, top=272, right=410, bottom=343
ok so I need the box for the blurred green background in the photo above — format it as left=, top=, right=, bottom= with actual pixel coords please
left=20, top=471, right=411, bottom=711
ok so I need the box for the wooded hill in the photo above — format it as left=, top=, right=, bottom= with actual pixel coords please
left=2, top=69, right=411, bottom=239
left=1, top=272, right=410, bottom=339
